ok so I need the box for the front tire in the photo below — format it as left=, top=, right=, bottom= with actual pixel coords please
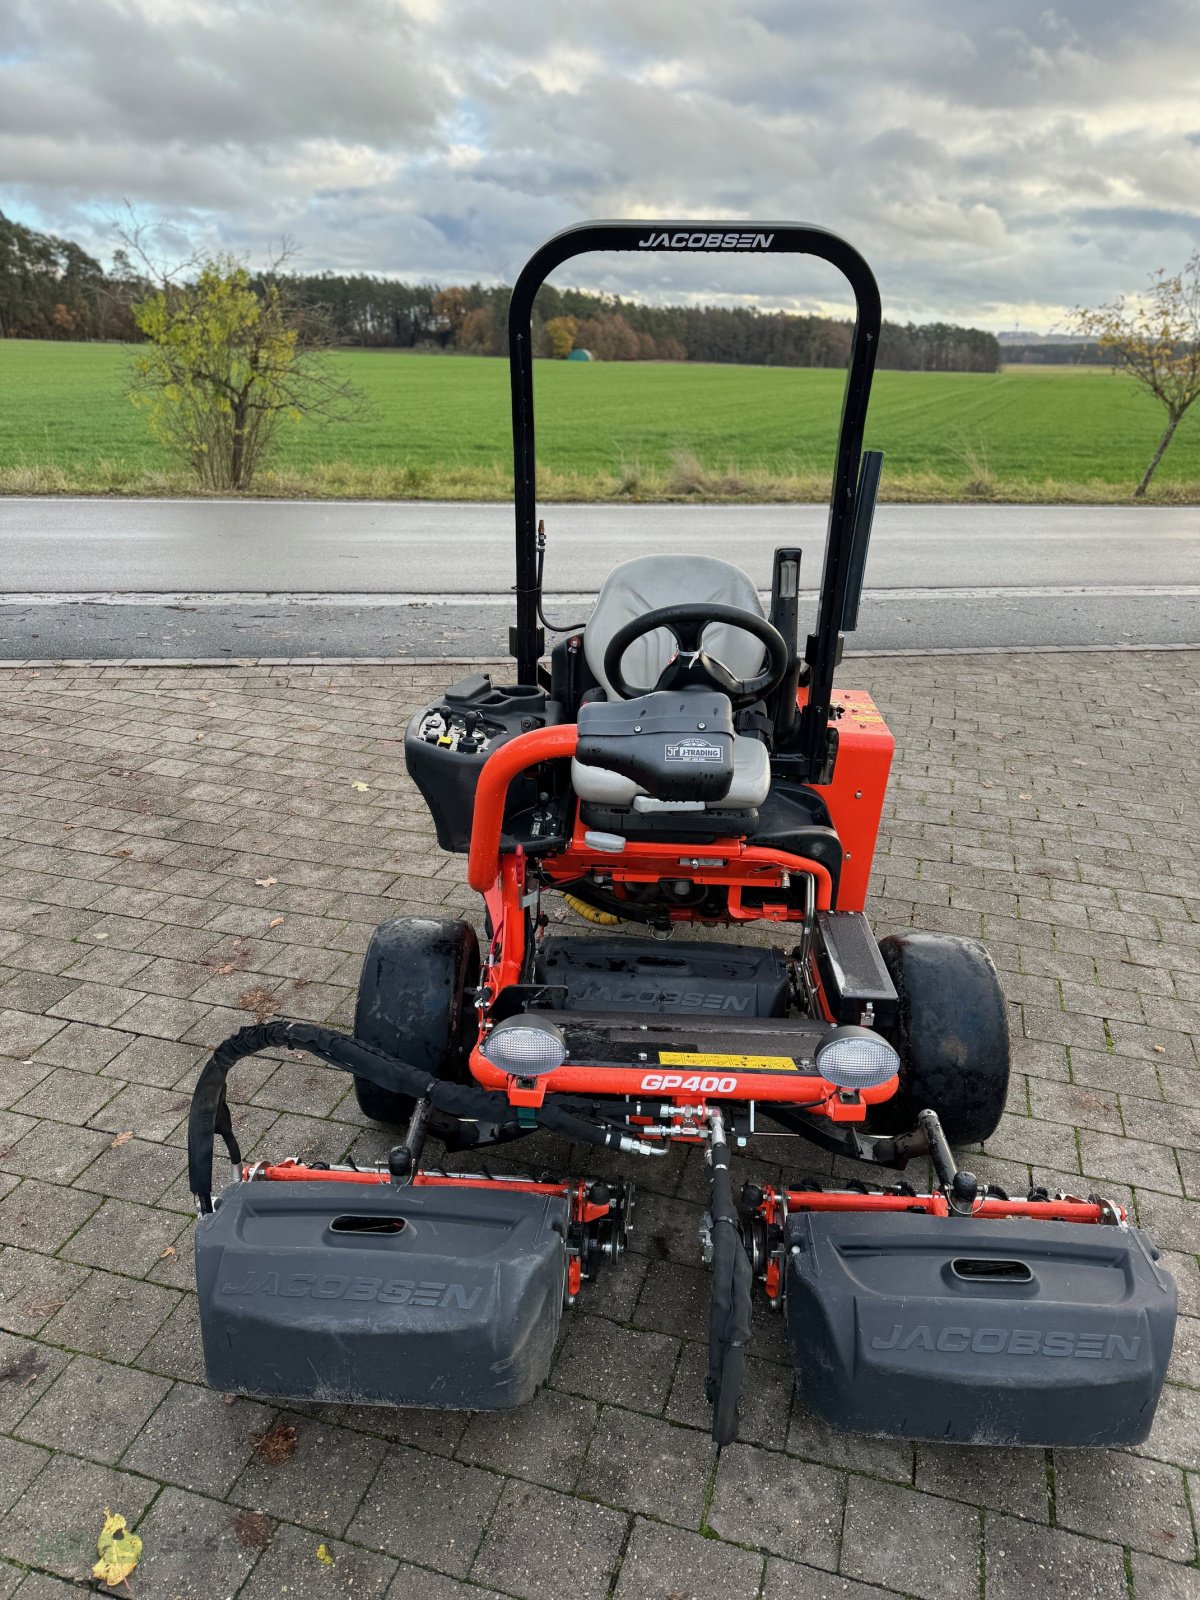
left=353, top=917, right=480, bottom=1125
left=868, top=931, right=1010, bottom=1147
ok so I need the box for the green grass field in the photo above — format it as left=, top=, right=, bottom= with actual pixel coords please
left=1, top=339, right=1197, bottom=501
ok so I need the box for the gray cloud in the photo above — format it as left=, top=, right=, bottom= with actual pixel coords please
left=2, top=0, right=1198, bottom=328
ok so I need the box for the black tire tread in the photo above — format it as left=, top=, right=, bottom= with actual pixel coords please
left=870, top=931, right=1010, bottom=1147
left=352, top=916, right=479, bottom=1126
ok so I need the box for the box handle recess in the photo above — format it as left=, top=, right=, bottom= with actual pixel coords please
left=330, top=1215, right=406, bottom=1236
left=951, top=1257, right=1032, bottom=1283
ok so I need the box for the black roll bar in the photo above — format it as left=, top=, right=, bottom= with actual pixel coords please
left=507, top=220, right=882, bottom=773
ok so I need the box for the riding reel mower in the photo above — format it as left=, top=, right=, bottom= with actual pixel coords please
left=189, top=222, right=1176, bottom=1449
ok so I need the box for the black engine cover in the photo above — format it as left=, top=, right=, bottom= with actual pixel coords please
left=535, top=936, right=791, bottom=1018
left=196, top=1181, right=568, bottom=1410
left=784, top=1211, right=1176, bottom=1447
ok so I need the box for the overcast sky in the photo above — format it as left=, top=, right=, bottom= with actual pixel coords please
left=2, top=0, right=1199, bottom=331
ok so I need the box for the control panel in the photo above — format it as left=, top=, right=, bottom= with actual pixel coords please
left=417, top=707, right=494, bottom=757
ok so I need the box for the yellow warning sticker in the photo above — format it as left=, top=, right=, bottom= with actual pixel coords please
left=658, top=1051, right=798, bottom=1071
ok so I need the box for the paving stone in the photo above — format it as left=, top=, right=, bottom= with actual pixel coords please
left=632, top=1257, right=711, bottom=1335
left=239, top=1521, right=398, bottom=1599
left=1054, top=1448, right=1195, bottom=1562
left=347, top=1443, right=503, bottom=1576
left=108, top=992, right=212, bottom=1041
left=1135, top=1383, right=1200, bottom=1472
left=841, top=1478, right=979, bottom=1600
left=763, top=1562, right=905, bottom=1600
left=10, top=1066, right=122, bottom=1126
left=0, top=1455, right=156, bottom=1581
left=127, top=1486, right=259, bottom=1599
left=709, top=1441, right=842, bottom=1569
left=1130, top=1551, right=1200, bottom=1599
left=61, top=1196, right=186, bottom=1276
left=10, top=1570, right=75, bottom=1599
left=787, top=1399, right=915, bottom=1484
left=0, top=1178, right=98, bottom=1252
left=17, top=1352, right=170, bottom=1464
left=46, top=982, right=140, bottom=1027
left=102, top=1031, right=207, bottom=1087
left=0, top=1010, right=64, bottom=1058
left=915, top=1442, right=1050, bottom=1521
left=386, top=1567, right=507, bottom=1600
left=121, top=1381, right=275, bottom=1497
left=30, top=1020, right=133, bottom=1071
left=230, top=1416, right=387, bottom=1536
left=984, top=1510, right=1130, bottom=1600
left=552, top=1311, right=679, bottom=1411
left=456, top=1384, right=597, bottom=1488
left=579, top=1405, right=712, bottom=1526
left=137, top=1291, right=208, bottom=1384
left=0, top=1330, right=71, bottom=1429
left=0, top=1060, right=51, bottom=1108
left=471, top=1477, right=628, bottom=1600
left=0, top=1435, right=51, bottom=1515
left=89, top=1081, right=193, bottom=1143
left=41, top=1267, right=179, bottom=1361
left=0, top=1246, right=89, bottom=1335
left=0, top=1118, right=111, bottom=1183
left=73, top=1133, right=187, bottom=1204
left=1079, top=1129, right=1184, bottom=1195
left=612, top=1517, right=763, bottom=1600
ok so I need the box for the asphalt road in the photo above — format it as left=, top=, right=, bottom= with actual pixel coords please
left=0, top=497, right=1196, bottom=657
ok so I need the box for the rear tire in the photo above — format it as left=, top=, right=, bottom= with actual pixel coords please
left=353, top=917, right=480, bottom=1125
left=868, top=931, right=1010, bottom=1147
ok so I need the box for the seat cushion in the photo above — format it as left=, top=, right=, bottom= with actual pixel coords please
left=583, top=554, right=766, bottom=698
left=572, top=733, right=770, bottom=811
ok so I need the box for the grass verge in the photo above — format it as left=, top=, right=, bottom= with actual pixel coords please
left=2, top=458, right=1197, bottom=504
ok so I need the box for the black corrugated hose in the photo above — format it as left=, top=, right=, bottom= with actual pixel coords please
left=705, top=1118, right=754, bottom=1446
left=188, top=1018, right=642, bottom=1212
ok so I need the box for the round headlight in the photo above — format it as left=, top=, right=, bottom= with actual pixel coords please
left=814, top=1025, right=900, bottom=1090
left=479, top=1016, right=568, bottom=1078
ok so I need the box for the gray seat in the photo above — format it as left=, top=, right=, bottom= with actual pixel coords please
left=574, top=555, right=772, bottom=812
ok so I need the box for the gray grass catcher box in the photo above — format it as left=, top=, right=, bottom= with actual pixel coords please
left=196, top=1180, right=568, bottom=1409
left=784, top=1211, right=1176, bottom=1447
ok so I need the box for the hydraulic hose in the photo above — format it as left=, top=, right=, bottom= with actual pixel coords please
left=188, top=1018, right=660, bottom=1212
left=705, top=1111, right=754, bottom=1447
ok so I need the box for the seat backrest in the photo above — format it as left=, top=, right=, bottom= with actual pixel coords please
left=583, top=555, right=765, bottom=698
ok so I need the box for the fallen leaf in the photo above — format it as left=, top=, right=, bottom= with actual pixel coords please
left=268, top=916, right=285, bottom=929
left=158, top=1245, right=177, bottom=1260
left=254, top=876, right=277, bottom=888
left=250, top=1421, right=298, bottom=1465
left=110, top=1130, right=134, bottom=1148
left=292, top=977, right=310, bottom=991
left=1152, top=1044, right=1165, bottom=1054
left=26, top=1297, right=68, bottom=1317
left=93, top=1510, right=142, bottom=1587
left=112, top=848, right=133, bottom=858
left=232, top=1509, right=274, bottom=1550
left=351, top=781, right=370, bottom=792
left=316, top=1544, right=335, bottom=1566
left=195, top=732, right=205, bottom=741
left=0, top=1347, right=49, bottom=1388
left=62, top=824, right=78, bottom=831
left=240, top=986, right=281, bottom=1022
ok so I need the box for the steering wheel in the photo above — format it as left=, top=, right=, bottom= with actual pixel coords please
left=602, top=603, right=789, bottom=710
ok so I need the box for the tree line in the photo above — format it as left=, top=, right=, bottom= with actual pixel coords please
left=0, top=208, right=1000, bottom=371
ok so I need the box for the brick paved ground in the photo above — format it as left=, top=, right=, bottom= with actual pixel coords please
left=0, top=652, right=1197, bottom=1600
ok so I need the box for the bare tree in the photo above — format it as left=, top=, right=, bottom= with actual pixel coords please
left=1073, top=253, right=1200, bottom=497
left=116, top=214, right=362, bottom=491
